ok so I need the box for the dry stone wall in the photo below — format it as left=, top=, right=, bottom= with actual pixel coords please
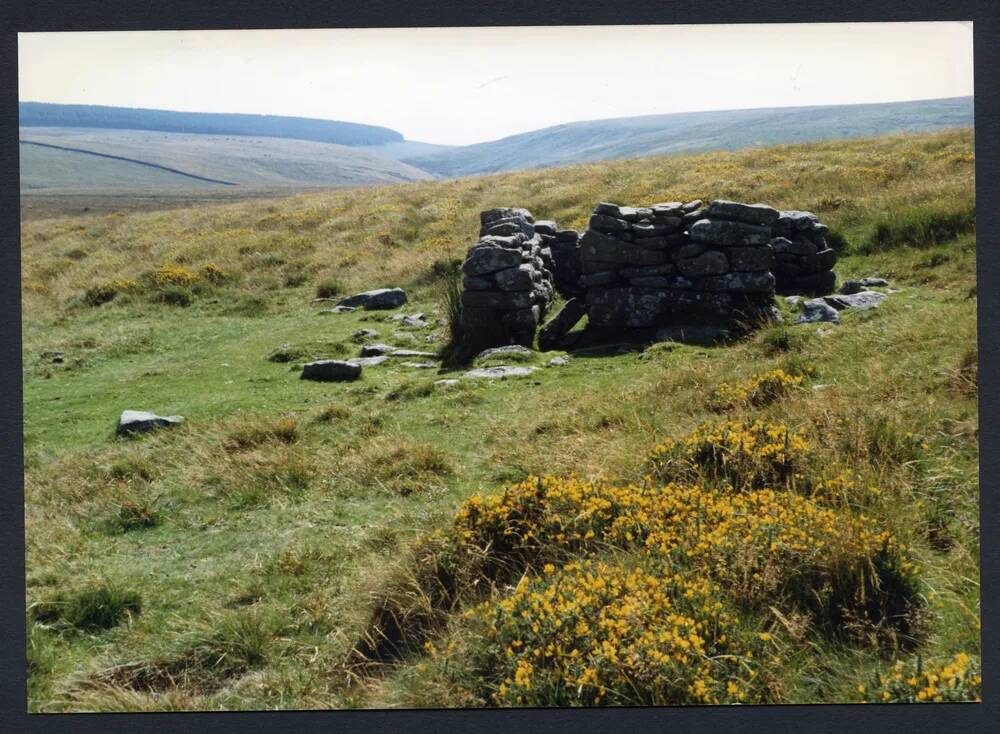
left=459, top=200, right=837, bottom=350
left=771, top=211, right=838, bottom=295
left=460, top=208, right=555, bottom=348
left=582, top=200, right=778, bottom=328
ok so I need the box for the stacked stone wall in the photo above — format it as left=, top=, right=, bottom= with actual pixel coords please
left=458, top=200, right=838, bottom=350
left=459, top=208, right=555, bottom=348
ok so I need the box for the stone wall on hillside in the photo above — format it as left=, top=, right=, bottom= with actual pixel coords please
left=460, top=207, right=555, bottom=348
left=458, top=200, right=837, bottom=351
left=582, top=200, right=780, bottom=329
left=771, top=211, right=838, bottom=295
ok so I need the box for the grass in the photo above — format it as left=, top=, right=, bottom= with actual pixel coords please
left=20, top=127, right=978, bottom=710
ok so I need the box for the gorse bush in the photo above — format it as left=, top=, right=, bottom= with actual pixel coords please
left=470, top=559, right=755, bottom=706
left=152, top=263, right=200, bottom=287
left=646, top=419, right=810, bottom=491
left=861, top=652, right=981, bottom=703
left=708, top=369, right=803, bottom=411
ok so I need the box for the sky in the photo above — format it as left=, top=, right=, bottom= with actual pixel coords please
left=18, top=23, right=974, bottom=146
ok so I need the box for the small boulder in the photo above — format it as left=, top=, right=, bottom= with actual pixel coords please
left=360, top=343, right=395, bottom=357
left=318, top=305, right=357, bottom=314
left=795, top=300, right=840, bottom=325
left=548, top=356, right=571, bottom=367
left=822, top=290, right=887, bottom=311
left=352, top=328, right=379, bottom=342
left=117, top=410, right=184, bottom=437
left=301, top=360, right=362, bottom=382
left=337, top=288, right=407, bottom=310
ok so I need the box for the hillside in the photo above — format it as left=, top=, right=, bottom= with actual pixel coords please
left=21, top=129, right=978, bottom=711
left=404, top=97, right=975, bottom=177
left=20, top=102, right=404, bottom=147
left=19, top=127, right=436, bottom=191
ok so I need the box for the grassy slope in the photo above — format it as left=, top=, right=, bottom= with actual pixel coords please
left=19, top=127, right=435, bottom=190
left=404, top=97, right=974, bottom=177
left=22, top=128, right=977, bottom=710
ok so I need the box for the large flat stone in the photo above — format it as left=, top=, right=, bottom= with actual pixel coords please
left=117, top=410, right=184, bottom=437
left=337, top=288, right=407, bottom=310
left=688, top=218, right=772, bottom=246
left=704, top=200, right=780, bottom=226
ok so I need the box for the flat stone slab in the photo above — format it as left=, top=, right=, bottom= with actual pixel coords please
left=347, top=356, right=390, bottom=367
left=318, top=306, right=356, bottom=314
left=401, top=361, right=438, bottom=369
left=434, top=379, right=460, bottom=387
left=477, top=345, right=534, bottom=360
left=337, top=288, right=407, bottom=310
left=462, top=366, right=538, bottom=380
left=301, top=360, right=363, bottom=382
left=117, top=410, right=184, bottom=437
left=822, top=290, right=887, bottom=311
left=548, top=356, right=571, bottom=366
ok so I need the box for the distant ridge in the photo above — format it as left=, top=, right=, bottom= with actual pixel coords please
left=404, top=97, right=975, bottom=177
left=19, top=102, right=404, bottom=147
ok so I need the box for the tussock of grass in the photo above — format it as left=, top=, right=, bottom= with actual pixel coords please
left=860, top=201, right=976, bottom=254
left=33, top=582, right=141, bottom=632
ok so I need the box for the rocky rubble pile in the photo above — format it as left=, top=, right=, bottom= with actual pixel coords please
left=771, top=211, right=838, bottom=295
left=460, top=208, right=555, bottom=348
left=582, top=200, right=778, bottom=329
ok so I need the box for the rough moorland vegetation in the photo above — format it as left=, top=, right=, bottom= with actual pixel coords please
left=21, top=128, right=977, bottom=710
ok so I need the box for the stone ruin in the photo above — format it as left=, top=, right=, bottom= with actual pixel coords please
left=458, top=199, right=838, bottom=351
left=460, top=207, right=555, bottom=348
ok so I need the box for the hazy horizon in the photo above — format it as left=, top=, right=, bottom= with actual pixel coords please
left=19, top=23, right=974, bottom=146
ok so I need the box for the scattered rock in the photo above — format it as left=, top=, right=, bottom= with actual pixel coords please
left=394, top=313, right=429, bottom=328
left=352, top=328, right=379, bottom=342
left=117, top=410, right=184, bottom=437
left=360, top=343, right=395, bottom=357
left=477, top=345, right=534, bottom=360
left=318, top=305, right=356, bottom=314
left=822, top=290, right=887, bottom=311
left=839, top=277, right=890, bottom=295
left=785, top=296, right=802, bottom=306
left=434, top=379, right=460, bottom=387
left=337, top=288, right=407, bottom=310
left=548, top=356, right=571, bottom=366
left=795, top=300, right=840, bottom=324
left=461, top=366, right=538, bottom=380
left=401, top=361, right=438, bottom=369
left=301, top=360, right=363, bottom=382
